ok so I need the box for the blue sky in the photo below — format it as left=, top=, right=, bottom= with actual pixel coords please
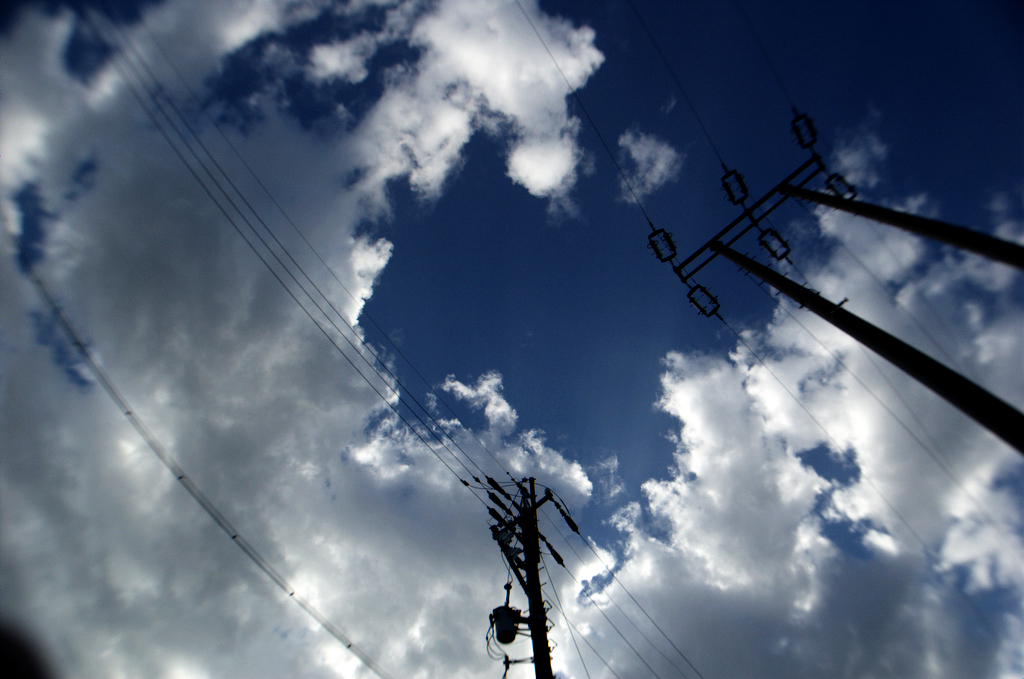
left=2, top=1, right=1022, bottom=678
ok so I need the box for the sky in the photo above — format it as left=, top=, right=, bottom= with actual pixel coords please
left=1, top=0, right=1022, bottom=678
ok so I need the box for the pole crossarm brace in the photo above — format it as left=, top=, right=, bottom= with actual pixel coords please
left=780, top=184, right=1024, bottom=270
left=675, top=155, right=826, bottom=281
left=709, top=241, right=1024, bottom=456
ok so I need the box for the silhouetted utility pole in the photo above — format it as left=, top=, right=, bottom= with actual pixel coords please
left=779, top=184, right=1024, bottom=270
left=708, top=241, right=1024, bottom=454
left=650, top=111, right=1024, bottom=458
left=485, top=477, right=576, bottom=679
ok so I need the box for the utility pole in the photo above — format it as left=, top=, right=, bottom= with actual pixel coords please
left=520, top=478, right=554, bottom=679
left=650, top=110, right=1024, bottom=457
left=708, top=241, right=1024, bottom=454
left=779, top=183, right=1024, bottom=270
left=485, top=476, right=577, bottom=679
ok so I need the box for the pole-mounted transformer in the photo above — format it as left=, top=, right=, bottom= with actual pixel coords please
left=484, top=477, right=578, bottom=679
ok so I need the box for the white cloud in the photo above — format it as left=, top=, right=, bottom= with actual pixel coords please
left=2, top=2, right=1020, bottom=678
left=0, top=2, right=604, bottom=678
left=544, top=134, right=1023, bottom=679
left=309, top=32, right=379, bottom=83
left=506, top=131, right=580, bottom=198
left=442, top=371, right=518, bottom=435
left=340, top=0, right=603, bottom=206
left=831, top=114, right=888, bottom=190
left=617, top=127, right=683, bottom=201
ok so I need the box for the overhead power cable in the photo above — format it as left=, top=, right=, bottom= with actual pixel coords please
left=729, top=0, right=797, bottom=111
left=713, top=310, right=999, bottom=638
left=540, top=508, right=708, bottom=679
left=108, top=7, right=524, bottom=488
left=752, top=245, right=1012, bottom=546
left=623, top=0, right=726, bottom=166
left=27, top=271, right=398, bottom=679
left=540, top=554, right=594, bottom=679
left=513, top=0, right=654, bottom=225
left=87, top=9, right=503, bottom=494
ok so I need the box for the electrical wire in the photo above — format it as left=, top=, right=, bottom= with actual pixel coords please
left=539, top=556, right=629, bottom=679
left=86, top=9, right=505, bottom=496
left=729, top=0, right=797, bottom=112
left=540, top=508, right=707, bottom=679
left=538, top=539, right=673, bottom=679
left=623, top=0, right=726, bottom=166
left=713, top=311, right=999, bottom=638
left=27, top=271, right=398, bottom=679
left=513, top=0, right=655, bottom=225
left=750, top=272, right=1010, bottom=544
left=539, top=553, right=593, bottom=679
left=790, top=198, right=983, bottom=383
left=744, top=212, right=1012, bottom=542
left=111, top=7, right=526, bottom=489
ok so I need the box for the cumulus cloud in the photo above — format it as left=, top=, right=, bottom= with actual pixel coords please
left=335, top=0, right=604, bottom=207
left=442, top=370, right=519, bottom=435
left=542, top=137, right=1024, bottom=679
left=440, top=372, right=592, bottom=504
left=3, top=2, right=1020, bottom=678
left=0, top=1, right=603, bottom=678
left=617, top=126, right=683, bottom=201
left=308, top=32, right=379, bottom=83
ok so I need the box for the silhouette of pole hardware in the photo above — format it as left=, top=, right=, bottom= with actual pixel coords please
left=486, top=477, right=577, bottom=679
left=708, top=241, right=1024, bottom=455
left=780, top=184, right=1024, bottom=270
left=674, top=154, right=827, bottom=282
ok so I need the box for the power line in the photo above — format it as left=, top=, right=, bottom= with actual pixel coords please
left=88, top=9, right=505, bottom=492
left=534, top=520, right=691, bottom=679
left=108, top=7, right=525, bottom=488
left=713, top=310, right=1000, bottom=638
left=729, top=0, right=797, bottom=112
left=513, top=0, right=655, bottom=226
left=540, top=508, right=709, bottom=679
left=750, top=272, right=1010, bottom=544
left=623, top=0, right=726, bottom=166
left=27, top=270, right=398, bottom=679
left=539, top=553, right=593, bottom=679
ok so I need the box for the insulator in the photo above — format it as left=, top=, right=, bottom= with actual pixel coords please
left=559, top=508, right=579, bottom=534
left=496, top=528, right=515, bottom=544
left=491, top=606, right=521, bottom=644
left=548, top=545, right=565, bottom=568
left=488, top=507, right=508, bottom=526
left=487, top=477, right=515, bottom=502
left=825, top=173, right=857, bottom=200
left=687, top=284, right=720, bottom=317
left=487, top=492, right=510, bottom=515
left=648, top=228, right=677, bottom=262
left=721, top=168, right=749, bottom=205
left=758, top=228, right=791, bottom=261
left=791, top=112, right=817, bottom=149
left=502, top=544, right=524, bottom=560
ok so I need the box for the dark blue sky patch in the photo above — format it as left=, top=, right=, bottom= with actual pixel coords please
left=578, top=564, right=617, bottom=602
left=14, top=183, right=52, bottom=274
left=65, top=157, right=99, bottom=200
left=203, top=4, right=424, bottom=133
left=797, top=444, right=860, bottom=486
left=1, top=0, right=166, bottom=35
left=63, top=17, right=113, bottom=84
left=204, top=35, right=277, bottom=131
left=820, top=516, right=875, bottom=560
left=30, top=310, right=92, bottom=391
